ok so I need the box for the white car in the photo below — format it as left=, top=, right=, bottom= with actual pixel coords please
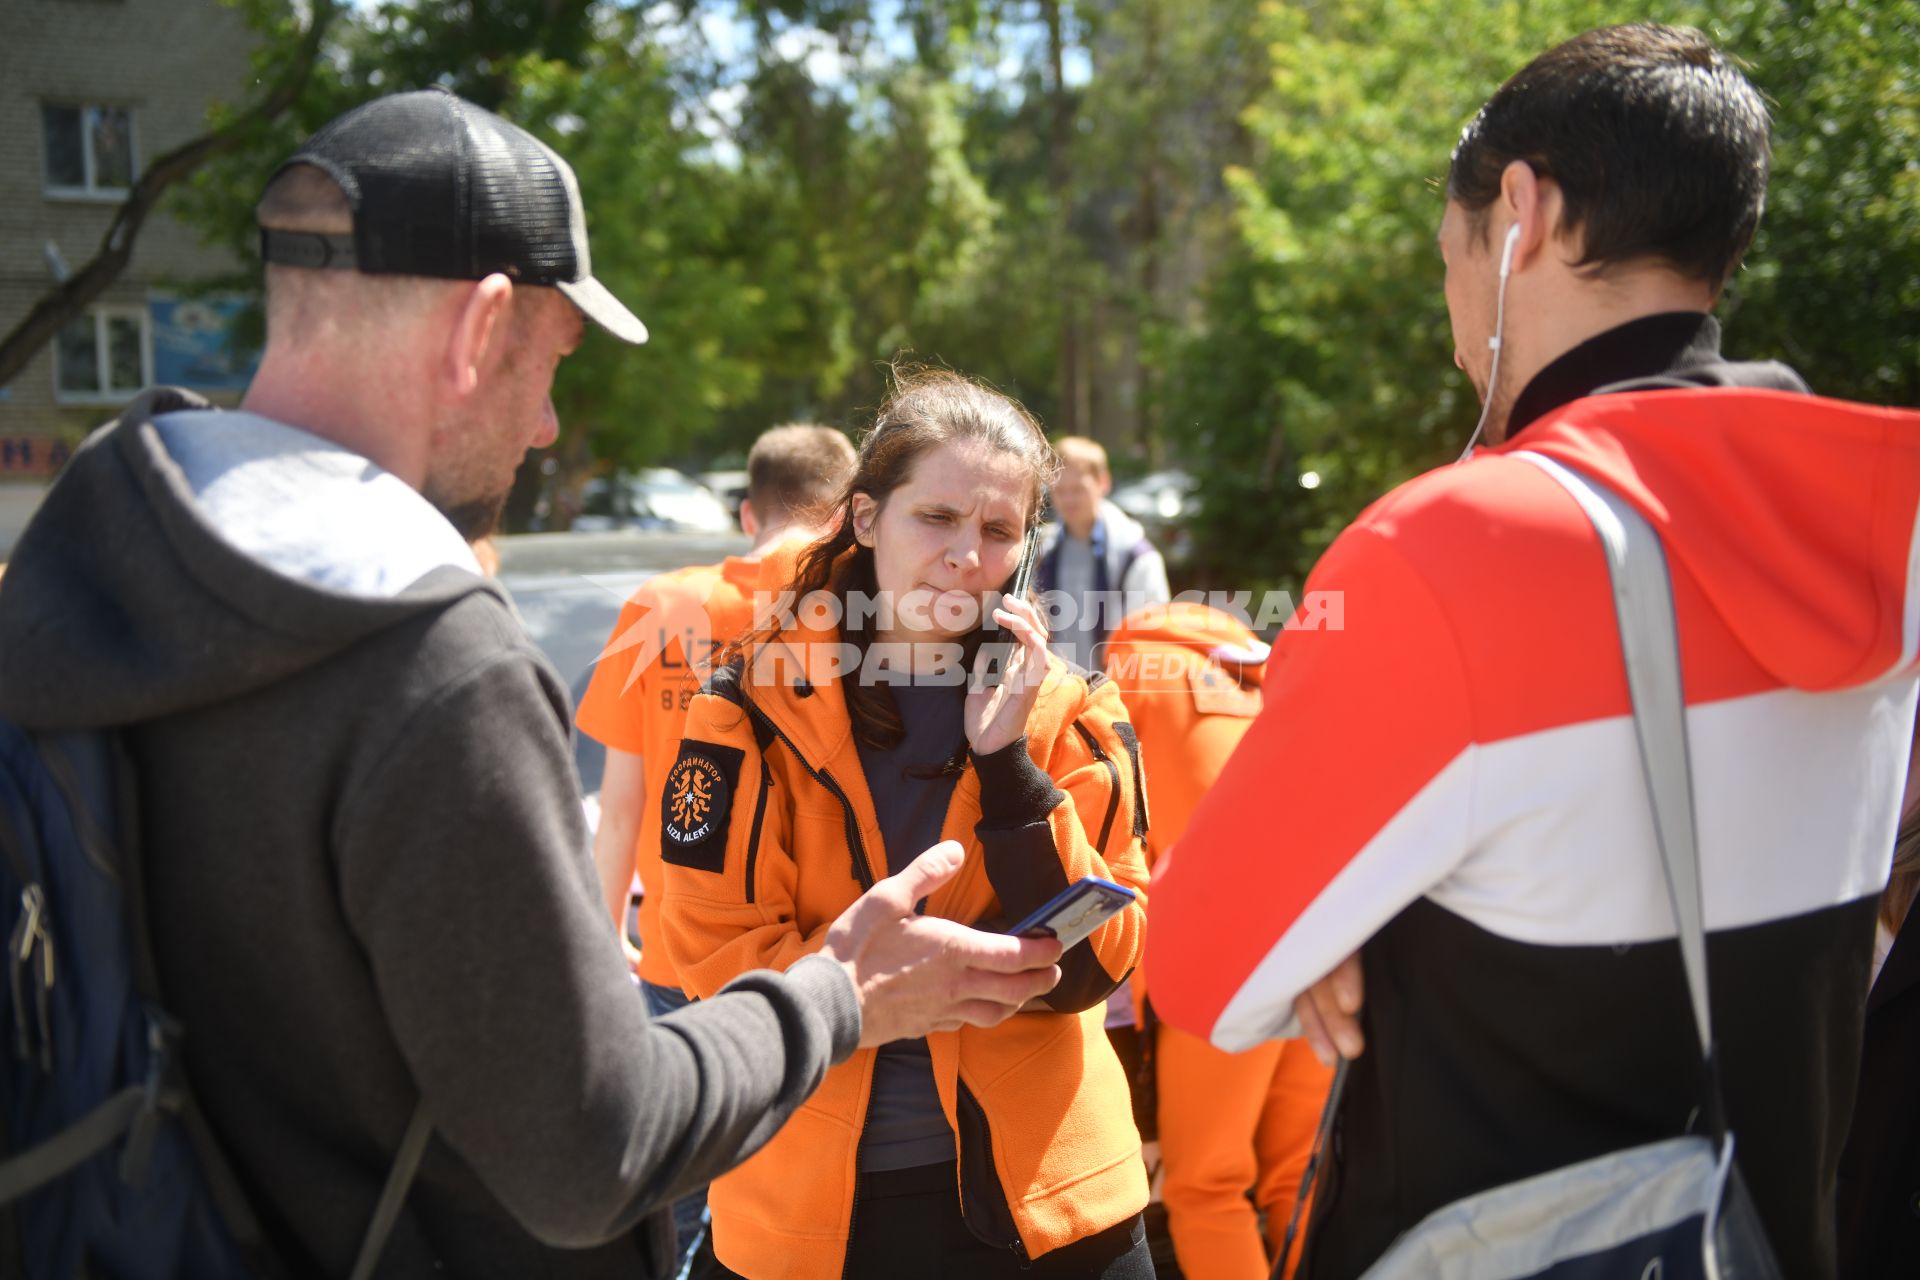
left=1110, top=468, right=1196, bottom=524
left=572, top=469, right=735, bottom=534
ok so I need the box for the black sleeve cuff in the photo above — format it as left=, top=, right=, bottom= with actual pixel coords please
left=970, top=736, right=1064, bottom=828
left=1044, top=955, right=1126, bottom=1014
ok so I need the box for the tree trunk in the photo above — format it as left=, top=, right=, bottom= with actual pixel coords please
left=1134, top=0, right=1163, bottom=466
left=1044, top=0, right=1082, bottom=437
left=0, top=0, right=339, bottom=390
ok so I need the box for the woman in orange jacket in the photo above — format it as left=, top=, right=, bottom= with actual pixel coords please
left=660, top=369, right=1154, bottom=1280
left=1106, top=603, right=1332, bottom=1280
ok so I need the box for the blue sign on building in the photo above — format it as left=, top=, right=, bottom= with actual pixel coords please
left=151, top=297, right=259, bottom=391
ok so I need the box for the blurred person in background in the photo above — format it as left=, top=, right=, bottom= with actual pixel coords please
left=1106, top=602, right=1331, bottom=1280
left=1039, top=435, right=1174, bottom=1058
left=1037, top=436, right=1170, bottom=674
left=662, top=370, right=1154, bottom=1279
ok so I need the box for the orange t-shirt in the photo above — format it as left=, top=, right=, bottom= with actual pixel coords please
left=576, top=554, right=769, bottom=987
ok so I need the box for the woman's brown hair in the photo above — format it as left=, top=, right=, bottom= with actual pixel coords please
left=742, top=366, right=1058, bottom=752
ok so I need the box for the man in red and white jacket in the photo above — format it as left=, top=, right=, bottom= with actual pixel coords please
left=1148, top=24, right=1920, bottom=1280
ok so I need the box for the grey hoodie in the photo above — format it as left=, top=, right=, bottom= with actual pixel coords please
left=0, top=390, right=860, bottom=1278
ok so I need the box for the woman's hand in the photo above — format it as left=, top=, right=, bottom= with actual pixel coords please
left=965, top=595, right=1050, bottom=757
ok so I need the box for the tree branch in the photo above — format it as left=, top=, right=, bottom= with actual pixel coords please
left=0, top=0, right=339, bottom=390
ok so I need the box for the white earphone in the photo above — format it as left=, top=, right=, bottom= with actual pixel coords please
left=1456, top=222, right=1523, bottom=462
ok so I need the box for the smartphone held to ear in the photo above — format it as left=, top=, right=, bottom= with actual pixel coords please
left=987, top=526, right=1041, bottom=634
left=1003, top=877, right=1136, bottom=950
left=977, top=526, right=1043, bottom=685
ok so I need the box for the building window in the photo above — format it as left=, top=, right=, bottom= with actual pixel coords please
left=42, top=103, right=136, bottom=197
left=53, top=306, right=150, bottom=403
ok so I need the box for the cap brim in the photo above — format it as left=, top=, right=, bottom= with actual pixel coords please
left=557, top=276, right=648, bottom=345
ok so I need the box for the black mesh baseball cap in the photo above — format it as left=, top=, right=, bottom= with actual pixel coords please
left=259, top=88, right=646, bottom=344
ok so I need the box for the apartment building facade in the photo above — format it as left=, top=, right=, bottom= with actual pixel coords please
left=0, top=0, right=260, bottom=480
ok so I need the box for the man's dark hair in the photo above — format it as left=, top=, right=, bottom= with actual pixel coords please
left=1448, top=23, right=1770, bottom=288
left=746, top=424, right=856, bottom=524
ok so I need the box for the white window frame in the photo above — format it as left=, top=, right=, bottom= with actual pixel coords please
left=52, top=305, right=153, bottom=406
left=41, top=101, right=139, bottom=201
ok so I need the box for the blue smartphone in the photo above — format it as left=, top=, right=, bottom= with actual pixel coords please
left=1004, top=877, right=1136, bottom=949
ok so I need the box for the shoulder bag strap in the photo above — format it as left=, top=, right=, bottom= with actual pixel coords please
left=1512, top=452, right=1715, bottom=1068
left=1270, top=1055, right=1350, bottom=1279
left=1270, top=452, right=1712, bottom=1280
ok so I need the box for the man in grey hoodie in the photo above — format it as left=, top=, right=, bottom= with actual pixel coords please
left=0, top=90, right=1062, bottom=1278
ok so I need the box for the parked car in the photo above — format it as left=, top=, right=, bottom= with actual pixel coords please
left=1111, top=468, right=1196, bottom=524
left=571, top=469, right=735, bottom=534
left=699, top=470, right=750, bottom=526
left=1110, top=468, right=1197, bottom=570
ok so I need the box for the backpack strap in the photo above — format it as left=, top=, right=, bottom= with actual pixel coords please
left=1116, top=535, right=1153, bottom=590
left=0, top=1087, right=145, bottom=1204
left=41, top=731, right=437, bottom=1276
left=1034, top=527, right=1065, bottom=597
left=64, top=730, right=298, bottom=1269
left=348, top=1102, right=433, bottom=1280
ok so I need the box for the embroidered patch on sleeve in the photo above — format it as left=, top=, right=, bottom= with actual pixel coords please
left=661, top=740, right=745, bottom=873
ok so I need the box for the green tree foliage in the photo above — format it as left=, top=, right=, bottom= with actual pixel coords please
left=1711, top=0, right=1920, bottom=407
left=512, top=27, right=766, bottom=475
left=148, top=1, right=1913, bottom=549
left=713, top=51, right=1000, bottom=434
left=1170, top=0, right=1919, bottom=592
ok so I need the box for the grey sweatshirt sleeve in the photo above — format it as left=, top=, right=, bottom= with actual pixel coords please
left=333, top=643, right=860, bottom=1247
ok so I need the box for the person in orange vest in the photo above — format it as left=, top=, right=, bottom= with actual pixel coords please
left=575, top=424, right=854, bottom=1269
left=1105, top=602, right=1331, bottom=1280
left=660, top=369, right=1154, bottom=1279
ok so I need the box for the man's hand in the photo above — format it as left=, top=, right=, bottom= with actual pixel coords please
left=825, top=840, right=1065, bottom=1047
left=1295, top=951, right=1365, bottom=1067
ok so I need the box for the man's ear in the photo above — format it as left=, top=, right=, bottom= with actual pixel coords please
left=1097, top=469, right=1113, bottom=499
left=445, top=274, right=516, bottom=398
left=739, top=497, right=760, bottom=538
left=850, top=492, right=878, bottom=546
left=1496, top=160, right=1559, bottom=274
